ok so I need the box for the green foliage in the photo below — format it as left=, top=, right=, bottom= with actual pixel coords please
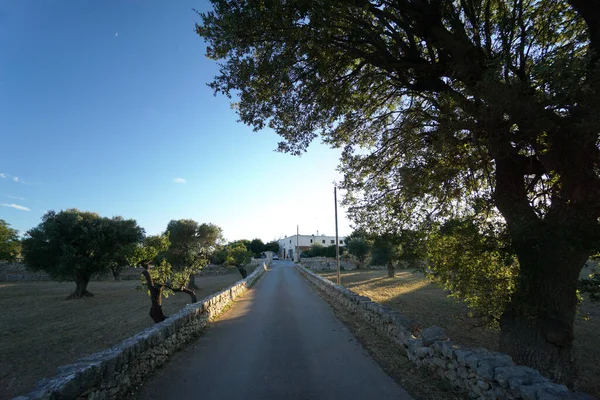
left=127, top=234, right=197, bottom=299
left=210, top=247, right=228, bottom=265
left=229, top=239, right=252, bottom=253
left=162, top=219, right=222, bottom=272
left=249, top=238, right=266, bottom=257
left=427, top=219, right=519, bottom=327
left=225, top=243, right=253, bottom=267
left=370, top=235, right=403, bottom=267
left=125, top=234, right=170, bottom=267
left=22, top=209, right=143, bottom=283
left=302, top=243, right=345, bottom=258
left=0, top=219, right=20, bottom=262
left=346, top=235, right=372, bottom=264
left=265, top=240, right=279, bottom=253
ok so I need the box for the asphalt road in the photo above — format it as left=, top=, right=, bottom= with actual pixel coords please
left=138, top=260, right=413, bottom=400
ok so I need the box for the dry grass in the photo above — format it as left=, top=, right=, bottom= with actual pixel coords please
left=0, top=270, right=250, bottom=399
left=319, top=267, right=600, bottom=398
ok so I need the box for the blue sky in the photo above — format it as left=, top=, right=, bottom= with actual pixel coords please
left=0, top=1, right=352, bottom=242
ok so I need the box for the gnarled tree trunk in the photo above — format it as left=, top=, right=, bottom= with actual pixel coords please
left=499, top=233, right=587, bottom=388
left=142, top=266, right=167, bottom=323
left=237, top=265, right=247, bottom=278
left=67, top=275, right=93, bottom=299
left=111, top=265, right=121, bottom=281
left=171, top=286, right=198, bottom=303
left=387, top=262, right=395, bottom=278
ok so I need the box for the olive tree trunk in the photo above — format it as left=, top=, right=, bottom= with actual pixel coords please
left=499, top=235, right=587, bottom=388
left=141, top=267, right=167, bottom=323
left=237, top=266, right=248, bottom=278
left=111, top=265, right=121, bottom=281
left=67, top=275, right=93, bottom=299
left=387, top=263, right=395, bottom=278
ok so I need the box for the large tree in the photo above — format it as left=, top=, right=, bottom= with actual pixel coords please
left=249, top=238, right=266, bottom=257
left=371, top=234, right=404, bottom=278
left=0, top=219, right=20, bottom=262
left=197, top=0, right=600, bottom=386
left=22, top=209, right=143, bottom=299
left=265, top=240, right=280, bottom=254
left=162, top=219, right=223, bottom=289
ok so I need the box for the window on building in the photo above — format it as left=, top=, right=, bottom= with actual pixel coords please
left=322, top=240, right=325, bottom=243
left=290, top=240, right=292, bottom=243
left=340, top=240, right=344, bottom=244
left=310, top=239, right=313, bottom=243
left=331, top=240, right=334, bottom=244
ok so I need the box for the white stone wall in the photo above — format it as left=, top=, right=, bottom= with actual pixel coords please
left=13, top=264, right=269, bottom=400
left=295, top=265, right=592, bottom=400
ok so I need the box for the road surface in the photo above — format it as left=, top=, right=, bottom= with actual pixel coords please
left=138, top=260, right=413, bottom=400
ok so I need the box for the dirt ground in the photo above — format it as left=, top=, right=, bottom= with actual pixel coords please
left=318, top=266, right=600, bottom=398
left=0, top=270, right=249, bottom=399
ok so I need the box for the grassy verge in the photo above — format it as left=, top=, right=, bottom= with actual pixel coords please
left=317, top=267, right=600, bottom=398
left=0, top=270, right=248, bottom=399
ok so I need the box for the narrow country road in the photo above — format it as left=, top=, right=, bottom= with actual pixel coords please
left=137, top=260, right=413, bottom=400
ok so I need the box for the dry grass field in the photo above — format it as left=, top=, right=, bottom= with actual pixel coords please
left=319, top=266, right=600, bottom=398
left=0, top=269, right=252, bottom=399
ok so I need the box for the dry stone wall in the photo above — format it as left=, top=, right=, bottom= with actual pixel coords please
left=296, top=264, right=594, bottom=400
left=13, top=264, right=268, bottom=400
left=299, top=257, right=358, bottom=271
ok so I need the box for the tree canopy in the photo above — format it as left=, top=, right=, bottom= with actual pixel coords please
left=22, top=209, right=143, bottom=299
left=197, top=0, right=600, bottom=386
left=265, top=240, right=280, bottom=253
left=162, top=219, right=223, bottom=288
left=346, top=233, right=372, bottom=267
left=225, top=242, right=253, bottom=278
left=0, top=219, right=20, bottom=262
left=249, top=238, right=266, bottom=256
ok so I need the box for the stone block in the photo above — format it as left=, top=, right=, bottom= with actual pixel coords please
left=477, top=380, right=491, bottom=391
left=414, top=346, right=430, bottom=359
left=421, top=326, right=449, bottom=346
left=445, top=369, right=458, bottom=381
left=431, top=357, right=447, bottom=368
left=494, top=366, right=547, bottom=389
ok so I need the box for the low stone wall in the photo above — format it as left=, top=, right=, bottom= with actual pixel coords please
left=296, top=264, right=593, bottom=400
left=14, top=264, right=269, bottom=400
left=0, top=264, right=141, bottom=282
left=300, top=257, right=358, bottom=271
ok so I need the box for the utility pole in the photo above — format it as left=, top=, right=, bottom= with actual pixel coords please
left=296, top=224, right=299, bottom=263
left=334, top=186, right=341, bottom=285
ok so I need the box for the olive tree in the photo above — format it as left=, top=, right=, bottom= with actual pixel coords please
left=162, top=219, right=223, bottom=289
left=22, top=209, right=143, bottom=299
left=126, top=234, right=200, bottom=323
left=225, top=243, right=253, bottom=278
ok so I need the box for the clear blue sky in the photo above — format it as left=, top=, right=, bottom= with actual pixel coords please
left=0, top=1, right=352, bottom=242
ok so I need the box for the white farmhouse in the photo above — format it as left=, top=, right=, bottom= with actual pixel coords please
left=278, top=233, right=347, bottom=260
